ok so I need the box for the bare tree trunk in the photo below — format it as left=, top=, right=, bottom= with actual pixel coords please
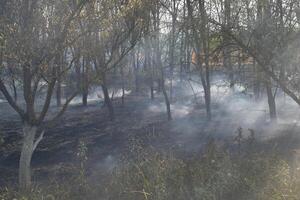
left=169, top=2, right=177, bottom=103
left=265, top=77, right=277, bottom=121
left=179, top=33, right=184, bottom=82
left=186, top=46, right=191, bottom=73
left=82, top=92, right=88, bottom=106
left=148, top=50, right=155, bottom=100
left=56, top=43, right=64, bottom=107
left=132, top=50, right=139, bottom=94
left=144, top=36, right=154, bottom=100
left=223, top=0, right=234, bottom=88
left=12, top=78, right=17, bottom=102
left=19, top=124, right=43, bottom=190
left=101, top=75, right=114, bottom=121
left=162, top=78, right=172, bottom=121
left=82, top=57, right=88, bottom=106
left=7, top=60, right=18, bottom=102
left=253, top=61, right=261, bottom=100
left=224, top=49, right=234, bottom=87
left=121, top=67, right=125, bottom=105
left=150, top=84, right=154, bottom=100
left=159, top=51, right=172, bottom=120
left=56, top=71, right=62, bottom=107
left=204, top=86, right=211, bottom=120
left=149, top=62, right=155, bottom=100
left=277, top=0, right=284, bottom=82
left=122, top=87, right=125, bottom=105
left=157, top=79, right=162, bottom=93
left=199, top=0, right=212, bottom=120
left=153, top=2, right=172, bottom=121
left=75, top=50, right=82, bottom=94
left=150, top=54, right=155, bottom=100
left=179, top=1, right=186, bottom=83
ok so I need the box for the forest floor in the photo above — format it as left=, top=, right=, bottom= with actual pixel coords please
left=1, top=90, right=300, bottom=188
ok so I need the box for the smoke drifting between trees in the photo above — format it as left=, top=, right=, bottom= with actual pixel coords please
left=1, top=0, right=300, bottom=191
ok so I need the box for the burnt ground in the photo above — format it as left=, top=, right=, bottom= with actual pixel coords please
left=0, top=94, right=178, bottom=186
left=1, top=93, right=300, bottom=187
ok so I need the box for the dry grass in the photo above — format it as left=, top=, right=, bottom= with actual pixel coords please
left=1, top=137, right=300, bottom=200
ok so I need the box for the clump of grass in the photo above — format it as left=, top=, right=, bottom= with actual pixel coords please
left=1, top=135, right=300, bottom=200
left=105, top=139, right=238, bottom=200
left=104, top=138, right=300, bottom=200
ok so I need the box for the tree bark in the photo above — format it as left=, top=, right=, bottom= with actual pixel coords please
left=162, top=82, right=172, bottom=121
left=192, top=0, right=212, bottom=120
left=121, top=67, right=125, bottom=105
left=12, top=78, right=18, bottom=102
left=265, top=77, right=277, bottom=122
left=150, top=85, right=154, bottom=100
left=253, top=61, right=261, bottom=100
left=223, top=0, right=234, bottom=88
left=153, top=2, right=172, bottom=120
left=19, top=124, right=42, bottom=190
left=56, top=74, right=62, bottom=107
left=204, top=87, right=211, bottom=120
left=132, top=50, right=139, bottom=94
left=82, top=57, right=88, bottom=106
left=101, top=78, right=114, bottom=121
left=82, top=92, right=88, bottom=106
left=169, top=1, right=177, bottom=103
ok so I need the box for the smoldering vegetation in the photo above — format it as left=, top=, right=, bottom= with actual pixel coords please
left=2, top=132, right=300, bottom=200
left=2, top=71, right=300, bottom=199
left=2, top=0, right=300, bottom=199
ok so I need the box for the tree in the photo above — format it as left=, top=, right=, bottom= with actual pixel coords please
left=153, top=0, right=172, bottom=120
left=0, top=0, right=86, bottom=190
left=161, top=0, right=180, bottom=102
left=210, top=0, right=300, bottom=121
left=223, top=0, right=234, bottom=88
left=187, top=0, right=212, bottom=120
left=88, top=0, right=146, bottom=120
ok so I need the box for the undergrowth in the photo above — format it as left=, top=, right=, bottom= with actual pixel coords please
left=1, top=135, right=300, bottom=200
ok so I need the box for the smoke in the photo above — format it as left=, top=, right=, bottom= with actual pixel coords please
left=70, top=87, right=132, bottom=105
left=95, top=154, right=117, bottom=172
left=146, top=73, right=300, bottom=150
left=148, top=102, right=192, bottom=118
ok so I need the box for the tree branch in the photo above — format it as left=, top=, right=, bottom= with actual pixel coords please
left=0, top=79, right=25, bottom=118
left=33, top=130, right=44, bottom=151
left=44, top=91, right=78, bottom=128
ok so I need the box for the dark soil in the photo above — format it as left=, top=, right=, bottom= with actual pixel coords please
left=1, top=93, right=300, bottom=187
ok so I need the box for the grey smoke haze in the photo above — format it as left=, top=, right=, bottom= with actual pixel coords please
left=70, top=87, right=132, bottom=105
left=95, top=154, right=118, bottom=172
left=144, top=74, right=300, bottom=153
left=2, top=73, right=300, bottom=172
